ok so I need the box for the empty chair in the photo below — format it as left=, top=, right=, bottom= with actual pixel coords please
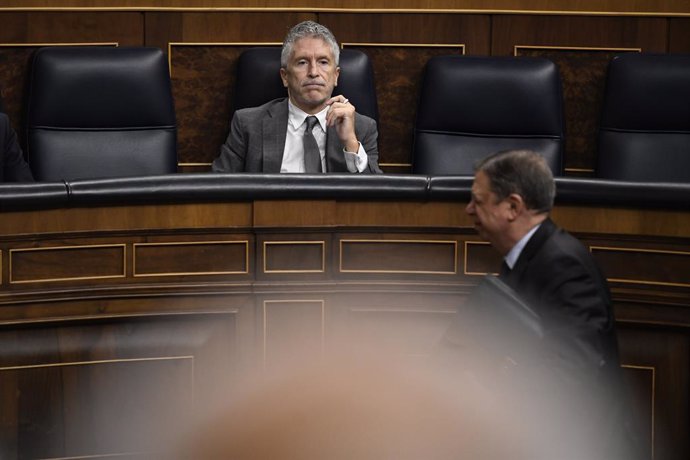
left=597, top=53, right=690, bottom=182
left=233, top=47, right=379, bottom=124
left=26, top=46, right=177, bottom=181
left=412, top=55, right=565, bottom=175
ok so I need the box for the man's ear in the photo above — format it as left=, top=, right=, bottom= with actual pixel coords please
left=279, top=68, right=288, bottom=88
left=334, top=66, right=340, bottom=86
left=506, top=193, right=524, bottom=221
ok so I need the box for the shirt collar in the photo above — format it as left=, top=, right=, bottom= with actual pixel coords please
left=287, top=99, right=328, bottom=132
left=504, top=222, right=542, bottom=270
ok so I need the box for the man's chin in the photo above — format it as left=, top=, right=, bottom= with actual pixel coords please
left=294, top=96, right=329, bottom=113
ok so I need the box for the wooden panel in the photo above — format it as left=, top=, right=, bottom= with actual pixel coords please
left=262, top=299, right=324, bottom=370
left=10, top=244, right=126, bottom=284
left=620, top=364, right=655, bottom=460
left=0, top=312, right=238, bottom=459
left=169, top=43, right=279, bottom=168
left=0, top=203, right=253, bottom=235
left=493, top=15, right=668, bottom=174
left=592, top=246, right=690, bottom=288
left=134, top=240, right=249, bottom=277
left=344, top=304, right=457, bottom=356
left=618, top=326, right=690, bottom=460
left=263, top=240, right=326, bottom=273
left=254, top=200, right=336, bottom=227
left=669, top=18, right=690, bottom=53
left=464, top=240, right=502, bottom=276
left=339, top=239, right=457, bottom=274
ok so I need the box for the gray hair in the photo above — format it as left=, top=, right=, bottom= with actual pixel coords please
left=476, top=150, right=556, bottom=213
left=281, top=21, right=340, bottom=68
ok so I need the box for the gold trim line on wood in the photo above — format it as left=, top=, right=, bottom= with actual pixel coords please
left=0, top=42, right=119, bottom=47
left=40, top=451, right=145, bottom=460
left=343, top=42, right=465, bottom=51
left=1, top=7, right=689, bottom=17
left=514, top=45, right=642, bottom=56
left=178, top=162, right=212, bottom=167
left=9, top=243, right=127, bottom=284
left=564, top=167, right=595, bottom=174
left=339, top=239, right=458, bottom=275
left=263, top=240, right=326, bottom=274
left=463, top=240, right=496, bottom=276
left=349, top=307, right=458, bottom=314
left=591, top=245, right=690, bottom=257
left=133, top=240, right=249, bottom=277
left=0, top=310, right=239, bottom=328
left=378, top=163, right=412, bottom=167
left=262, top=299, right=325, bottom=370
left=0, top=355, right=193, bottom=372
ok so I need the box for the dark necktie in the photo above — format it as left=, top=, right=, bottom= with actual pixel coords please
left=303, top=116, right=322, bottom=173
left=499, top=261, right=511, bottom=280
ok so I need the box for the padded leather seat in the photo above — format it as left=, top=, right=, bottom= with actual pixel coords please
left=412, top=55, right=565, bottom=175
left=597, top=53, right=690, bottom=182
left=233, top=47, right=379, bottom=123
left=26, top=46, right=178, bottom=181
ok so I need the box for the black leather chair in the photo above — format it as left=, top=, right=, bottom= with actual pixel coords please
left=597, top=53, right=690, bottom=182
left=26, top=46, right=178, bottom=181
left=412, top=55, right=565, bottom=175
left=233, top=47, right=379, bottom=124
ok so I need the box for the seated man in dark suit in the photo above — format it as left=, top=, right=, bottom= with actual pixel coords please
left=0, top=112, right=33, bottom=182
left=212, top=21, right=381, bottom=173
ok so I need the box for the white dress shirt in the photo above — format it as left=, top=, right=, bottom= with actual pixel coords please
left=281, top=100, right=369, bottom=173
left=504, top=222, right=542, bottom=270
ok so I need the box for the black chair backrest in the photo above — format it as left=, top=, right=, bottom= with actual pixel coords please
left=597, top=53, right=690, bottom=182
left=233, top=47, right=379, bottom=124
left=412, top=55, right=565, bottom=176
left=27, top=46, right=177, bottom=181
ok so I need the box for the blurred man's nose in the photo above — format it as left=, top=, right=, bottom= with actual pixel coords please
left=465, top=201, right=475, bottom=215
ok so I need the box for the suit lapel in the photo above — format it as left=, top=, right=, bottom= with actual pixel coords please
left=505, top=218, right=556, bottom=288
left=262, top=99, right=288, bottom=173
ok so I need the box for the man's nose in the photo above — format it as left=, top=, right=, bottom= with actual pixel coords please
left=307, top=61, right=319, bottom=76
left=465, top=201, right=475, bottom=215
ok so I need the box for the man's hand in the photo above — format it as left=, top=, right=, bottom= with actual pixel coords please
left=326, top=95, right=359, bottom=152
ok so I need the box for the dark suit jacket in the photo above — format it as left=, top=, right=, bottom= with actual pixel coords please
left=498, top=218, right=640, bottom=459
left=0, top=113, right=33, bottom=182
left=439, top=218, right=636, bottom=458
left=212, top=98, right=381, bottom=173
left=500, top=218, right=620, bottom=379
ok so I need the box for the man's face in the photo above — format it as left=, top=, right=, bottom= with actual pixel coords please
left=465, top=171, right=513, bottom=253
left=280, top=36, right=340, bottom=114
